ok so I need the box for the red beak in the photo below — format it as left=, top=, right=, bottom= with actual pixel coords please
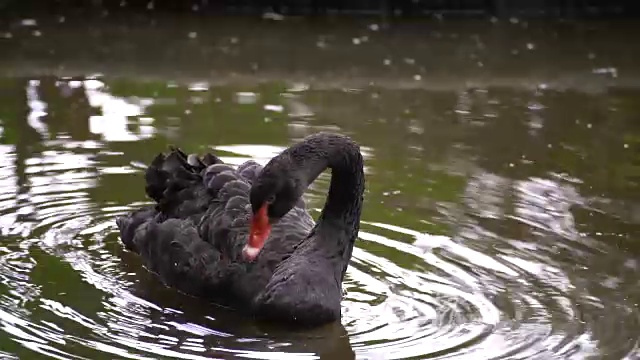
left=243, top=203, right=271, bottom=262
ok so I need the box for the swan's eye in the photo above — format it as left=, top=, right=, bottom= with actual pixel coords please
left=265, top=195, right=276, bottom=204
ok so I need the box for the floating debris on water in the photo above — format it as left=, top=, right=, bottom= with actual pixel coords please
left=235, top=92, right=258, bottom=104
left=262, top=11, right=284, bottom=21
left=593, top=67, right=618, bottom=78
left=188, top=82, right=209, bottom=92
left=264, top=104, right=284, bottom=113
left=21, top=19, right=37, bottom=26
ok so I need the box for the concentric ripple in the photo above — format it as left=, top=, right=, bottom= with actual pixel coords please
left=0, top=76, right=638, bottom=360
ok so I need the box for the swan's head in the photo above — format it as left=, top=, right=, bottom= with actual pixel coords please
left=244, top=163, right=303, bottom=262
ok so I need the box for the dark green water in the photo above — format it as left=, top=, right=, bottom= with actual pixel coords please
left=0, top=13, right=638, bottom=360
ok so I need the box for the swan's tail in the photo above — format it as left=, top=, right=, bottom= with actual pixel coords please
left=116, top=147, right=222, bottom=253
left=137, top=147, right=223, bottom=225
left=144, top=147, right=222, bottom=204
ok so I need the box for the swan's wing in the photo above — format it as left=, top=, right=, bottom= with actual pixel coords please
left=116, top=148, right=215, bottom=254
left=119, top=147, right=263, bottom=262
left=116, top=148, right=250, bottom=291
left=236, top=160, right=263, bottom=184
left=125, top=217, right=240, bottom=297
left=144, top=148, right=221, bottom=223
left=116, top=147, right=313, bottom=296
left=198, top=164, right=254, bottom=260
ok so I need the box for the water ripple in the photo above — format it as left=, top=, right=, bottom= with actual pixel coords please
left=0, top=77, right=638, bottom=360
left=0, top=142, right=637, bottom=359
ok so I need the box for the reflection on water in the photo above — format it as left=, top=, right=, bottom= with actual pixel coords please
left=0, top=15, right=638, bottom=360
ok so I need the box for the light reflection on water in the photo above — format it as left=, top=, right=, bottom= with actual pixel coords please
left=0, top=67, right=637, bottom=360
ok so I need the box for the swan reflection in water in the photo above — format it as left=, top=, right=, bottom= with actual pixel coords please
left=109, top=263, right=356, bottom=359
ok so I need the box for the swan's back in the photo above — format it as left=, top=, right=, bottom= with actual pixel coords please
left=116, top=147, right=315, bottom=304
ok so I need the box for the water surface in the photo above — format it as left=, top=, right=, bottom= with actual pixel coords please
left=0, top=13, right=638, bottom=360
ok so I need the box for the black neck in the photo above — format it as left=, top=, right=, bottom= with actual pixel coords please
left=315, top=142, right=364, bottom=244
left=286, top=133, right=365, bottom=281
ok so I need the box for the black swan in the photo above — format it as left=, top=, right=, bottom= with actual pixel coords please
left=116, top=132, right=365, bottom=326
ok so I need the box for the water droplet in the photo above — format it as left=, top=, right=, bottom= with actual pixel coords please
left=408, top=120, right=423, bottom=134
left=511, top=49, right=519, bottom=55
left=352, top=38, right=361, bottom=45
left=1, top=32, right=12, bottom=39
left=588, top=52, right=596, bottom=59
left=188, top=32, right=197, bottom=39
left=509, top=163, right=515, bottom=167
left=593, top=67, right=618, bottom=78
left=264, top=104, right=283, bottom=113
left=509, top=17, right=519, bottom=24
left=624, top=259, right=637, bottom=269
left=586, top=123, right=592, bottom=129
left=413, top=74, right=422, bottom=81
left=287, top=83, right=309, bottom=92
left=477, top=61, right=484, bottom=67
left=369, top=23, right=379, bottom=31
left=139, top=117, right=154, bottom=125
left=230, top=37, right=239, bottom=44
left=262, top=11, right=284, bottom=20
left=147, top=1, right=154, bottom=10
left=84, top=79, right=104, bottom=90
left=527, top=102, right=545, bottom=111
left=383, top=59, right=391, bottom=66
left=235, top=92, right=258, bottom=104
left=58, top=16, right=65, bottom=23
left=188, top=82, right=208, bottom=92
left=404, top=58, right=415, bottom=65
left=21, top=19, right=37, bottom=26
left=526, top=42, right=535, bottom=50
left=32, top=30, right=42, bottom=37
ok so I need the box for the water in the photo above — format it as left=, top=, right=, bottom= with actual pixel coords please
left=0, top=13, right=639, bottom=360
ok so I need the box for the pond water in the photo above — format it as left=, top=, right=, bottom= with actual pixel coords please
left=0, top=12, right=639, bottom=360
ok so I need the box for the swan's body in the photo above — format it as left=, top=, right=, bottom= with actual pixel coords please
left=116, top=132, right=364, bottom=326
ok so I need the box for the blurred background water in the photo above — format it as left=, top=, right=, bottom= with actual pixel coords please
left=0, top=8, right=638, bottom=360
